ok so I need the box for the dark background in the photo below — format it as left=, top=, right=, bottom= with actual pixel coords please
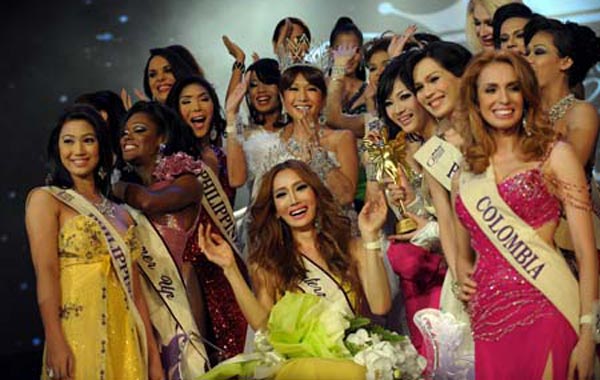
left=2, top=0, right=599, bottom=378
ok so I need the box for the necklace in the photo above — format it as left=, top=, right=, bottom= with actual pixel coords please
left=92, top=195, right=117, bottom=219
left=548, top=93, right=575, bottom=125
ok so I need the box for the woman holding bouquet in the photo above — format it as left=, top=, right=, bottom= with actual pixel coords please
left=198, top=159, right=392, bottom=379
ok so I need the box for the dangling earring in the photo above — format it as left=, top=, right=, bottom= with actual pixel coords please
left=158, top=143, right=166, bottom=155
left=522, top=111, right=532, bottom=137
left=209, top=128, right=218, bottom=143
left=123, top=162, right=135, bottom=173
left=318, top=112, right=327, bottom=126
left=314, top=217, right=322, bottom=234
left=97, top=166, right=107, bottom=180
left=45, top=172, right=53, bottom=185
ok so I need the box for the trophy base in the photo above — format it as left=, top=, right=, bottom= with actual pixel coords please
left=396, top=218, right=418, bottom=234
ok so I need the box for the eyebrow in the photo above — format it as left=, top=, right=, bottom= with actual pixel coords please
left=274, top=180, right=303, bottom=193
left=181, top=91, right=209, bottom=98
left=60, top=133, right=96, bottom=138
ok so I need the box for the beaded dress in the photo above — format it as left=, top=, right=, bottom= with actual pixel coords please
left=41, top=216, right=145, bottom=380
left=182, top=145, right=248, bottom=363
left=455, top=167, right=577, bottom=379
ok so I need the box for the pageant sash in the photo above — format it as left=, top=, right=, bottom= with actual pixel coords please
left=127, top=206, right=208, bottom=376
left=459, top=166, right=580, bottom=333
left=299, top=256, right=355, bottom=316
left=414, top=136, right=462, bottom=191
left=44, top=187, right=148, bottom=368
left=197, top=166, right=238, bottom=251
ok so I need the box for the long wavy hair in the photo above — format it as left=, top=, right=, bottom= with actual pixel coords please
left=247, top=160, right=360, bottom=299
left=459, top=51, right=556, bottom=174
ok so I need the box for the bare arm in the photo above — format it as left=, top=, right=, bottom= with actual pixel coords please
left=225, top=75, right=249, bottom=188
left=565, top=102, right=599, bottom=166
left=324, top=129, right=358, bottom=206
left=223, top=36, right=246, bottom=102
left=132, top=264, right=163, bottom=379
left=117, top=174, right=202, bottom=214
left=325, top=78, right=366, bottom=138
left=26, top=189, right=74, bottom=379
left=547, top=142, right=597, bottom=378
left=353, top=188, right=392, bottom=315
left=426, top=172, right=458, bottom=277
left=197, top=224, right=272, bottom=330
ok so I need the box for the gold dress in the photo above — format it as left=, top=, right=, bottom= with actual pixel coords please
left=42, top=215, right=145, bottom=380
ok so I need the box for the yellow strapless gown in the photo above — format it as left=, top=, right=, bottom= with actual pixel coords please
left=42, top=215, right=145, bottom=380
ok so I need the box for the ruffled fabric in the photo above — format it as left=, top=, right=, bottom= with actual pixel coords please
left=152, top=152, right=204, bottom=182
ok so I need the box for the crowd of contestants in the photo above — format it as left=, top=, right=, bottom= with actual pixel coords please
left=25, top=1, right=600, bottom=379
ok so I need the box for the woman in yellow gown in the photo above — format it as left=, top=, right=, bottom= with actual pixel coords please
left=198, top=160, right=392, bottom=379
left=25, top=105, right=162, bottom=380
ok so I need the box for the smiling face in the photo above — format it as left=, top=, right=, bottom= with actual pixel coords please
left=273, top=168, right=317, bottom=230
left=473, top=1, right=494, bottom=51
left=147, top=55, right=176, bottom=103
left=413, top=57, right=461, bottom=119
left=282, top=73, right=324, bottom=122
left=248, top=70, right=280, bottom=115
left=367, top=50, right=390, bottom=87
left=476, top=62, right=524, bottom=131
left=525, top=32, right=571, bottom=89
left=178, top=83, right=215, bottom=139
left=499, top=17, right=529, bottom=55
left=59, top=119, right=100, bottom=180
left=120, top=112, right=164, bottom=165
left=385, top=78, right=430, bottom=134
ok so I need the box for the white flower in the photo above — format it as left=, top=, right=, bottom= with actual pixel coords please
left=346, top=328, right=371, bottom=347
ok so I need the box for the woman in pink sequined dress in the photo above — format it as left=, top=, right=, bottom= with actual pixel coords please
left=454, top=51, right=597, bottom=379
left=166, top=76, right=248, bottom=363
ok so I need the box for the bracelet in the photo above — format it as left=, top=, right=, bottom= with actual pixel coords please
left=232, top=60, right=245, bottom=73
left=309, top=147, right=338, bottom=181
left=331, top=65, right=346, bottom=79
left=451, top=280, right=461, bottom=298
left=363, top=239, right=382, bottom=250
left=580, top=313, right=594, bottom=325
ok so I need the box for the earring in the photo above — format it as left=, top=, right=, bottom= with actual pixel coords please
left=318, top=113, right=327, bottom=126
left=158, top=143, right=166, bottom=155
left=123, top=162, right=135, bottom=173
left=522, top=112, right=532, bottom=137
left=209, top=128, right=218, bottom=142
left=314, top=217, right=322, bottom=234
left=45, top=172, right=53, bottom=185
left=98, top=166, right=107, bottom=180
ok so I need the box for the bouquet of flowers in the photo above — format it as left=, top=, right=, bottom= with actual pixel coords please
left=198, top=292, right=426, bottom=380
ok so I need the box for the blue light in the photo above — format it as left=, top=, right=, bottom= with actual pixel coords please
left=96, top=32, right=114, bottom=42
left=32, top=337, right=42, bottom=347
left=118, top=15, right=129, bottom=24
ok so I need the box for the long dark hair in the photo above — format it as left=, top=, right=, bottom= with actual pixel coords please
left=46, top=104, right=113, bottom=196
left=165, top=75, right=226, bottom=146
left=248, top=160, right=360, bottom=300
left=246, top=58, right=285, bottom=127
left=142, top=47, right=196, bottom=100
left=75, top=90, right=126, bottom=157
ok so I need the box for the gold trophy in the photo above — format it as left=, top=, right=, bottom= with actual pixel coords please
left=364, top=130, right=418, bottom=234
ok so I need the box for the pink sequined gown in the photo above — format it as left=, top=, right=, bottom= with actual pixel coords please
left=387, top=242, right=446, bottom=356
left=455, top=168, right=577, bottom=380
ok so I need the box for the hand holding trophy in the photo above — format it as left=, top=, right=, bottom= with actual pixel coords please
left=364, top=129, right=418, bottom=234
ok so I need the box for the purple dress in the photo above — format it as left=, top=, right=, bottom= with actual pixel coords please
left=455, top=168, right=577, bottom=380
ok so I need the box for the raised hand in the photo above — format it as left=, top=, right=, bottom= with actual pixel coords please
left=121, top=88, right=133, bottom=110
left=358, top=187, right=388, bottom=236
left=223, top=35, right=246, bottom=63
left=251, top=52, right=260, bottom=63
left=225, top=71, right=250, bottom=119
left=388, top=24, right=418, bottom=59
left=197, top=224, right=236, bottom=270
left=331, top=43, right=357, bottom=69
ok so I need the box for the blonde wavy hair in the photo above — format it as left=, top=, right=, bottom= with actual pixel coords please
left=465, top=0, right=519, bottom=52
left=459, top=51, right=556, bottom=174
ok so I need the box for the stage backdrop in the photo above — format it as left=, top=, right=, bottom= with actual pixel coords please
left=2, top=0, right=599, bottom=370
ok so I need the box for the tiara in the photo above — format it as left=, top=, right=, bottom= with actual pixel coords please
left=277, top=36, right=332, bottom=73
